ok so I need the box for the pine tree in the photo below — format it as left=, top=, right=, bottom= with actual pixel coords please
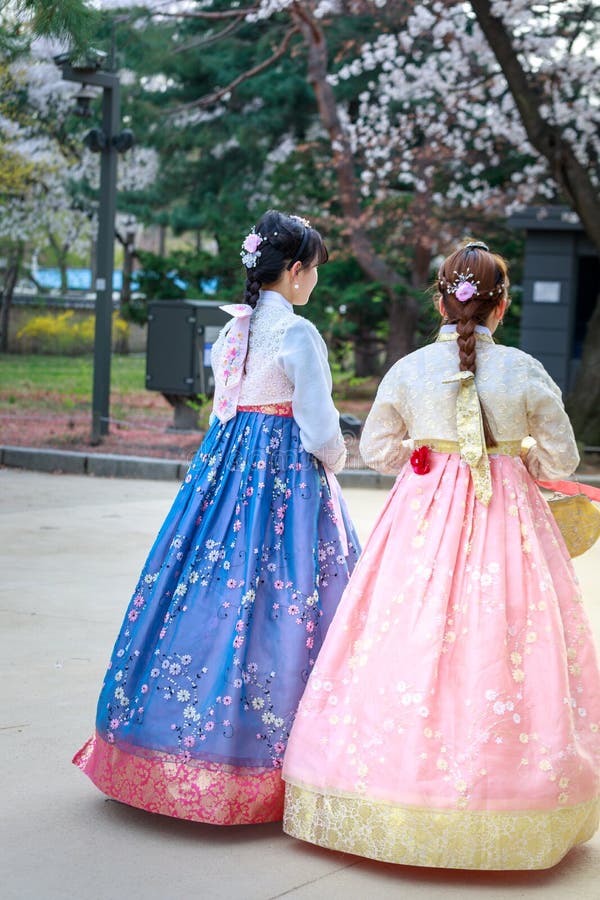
left=12, top=0, right=96, bottom=52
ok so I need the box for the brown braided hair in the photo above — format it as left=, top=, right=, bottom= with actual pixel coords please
left=244, top=273, right=262, bottom=307
left=437, top=240, right=510, bottom=448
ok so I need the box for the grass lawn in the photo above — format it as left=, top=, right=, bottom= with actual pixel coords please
left=0, top=352, right=376, bottom=417
left=0, top=353, right=147, bottom=408
left=0, top=352, right=207, bottom=458
left=0, top=352, right=374, bottom=463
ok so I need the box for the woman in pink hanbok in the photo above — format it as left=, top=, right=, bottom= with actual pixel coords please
left=282, top=241, right=600, bottom=869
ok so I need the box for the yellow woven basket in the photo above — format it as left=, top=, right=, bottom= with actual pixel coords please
left=547, top=493, right=600, bottom=558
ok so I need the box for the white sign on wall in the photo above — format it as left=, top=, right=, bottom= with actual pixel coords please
left=533, top=281, right=561, bottom=303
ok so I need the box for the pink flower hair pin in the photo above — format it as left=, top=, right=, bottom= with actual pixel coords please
left=240, top=228, right=264, bottom=268
left=447, top=270, right=480, bottom=302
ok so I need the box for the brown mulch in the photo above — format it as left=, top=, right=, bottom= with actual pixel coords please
left=0, top=396, right=374, bottom=466
left=3, top=398, right=598, bottom=476
left=1, top=410, right=208, bottom=459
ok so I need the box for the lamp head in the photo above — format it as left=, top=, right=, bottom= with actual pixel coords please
left=83, top=128, right=107, bottom=153
left=112, top=129, right=135, bottom=153
left=53, top=48, right=107, bottom=73
left=73, top=85, right=97, bottom=119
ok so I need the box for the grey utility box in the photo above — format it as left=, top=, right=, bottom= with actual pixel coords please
left=510, top=206, right=599, bottom=393
left=146, top=299, right=229, bottom=397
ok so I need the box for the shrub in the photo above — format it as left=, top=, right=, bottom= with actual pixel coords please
left=15, top=310, right=130, bottom=355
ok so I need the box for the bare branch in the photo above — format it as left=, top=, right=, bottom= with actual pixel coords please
left=147, top=8, right=255, bottom=21
left=176, top=26, right=300, bottom=111
left=170, top=18, right=241, bottom=55
left=565, top=2, right=596, bottom=53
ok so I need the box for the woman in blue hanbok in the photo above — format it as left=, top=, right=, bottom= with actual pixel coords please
left=73, top=210, right=359, bottom=824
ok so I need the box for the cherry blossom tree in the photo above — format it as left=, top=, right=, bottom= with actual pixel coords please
left=335, top=0, right=600, bottom=435
left=231, top=0, right=600, bottom=433
left=467, top=0, right=600, bottom=438
left=130, top=0, right=543, bottom=364
left=19, top=0, right=600, bottom=433
left=0, top=24, right=159, bottom=350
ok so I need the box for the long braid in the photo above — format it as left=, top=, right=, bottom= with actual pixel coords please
left=437, top=242, right=511, bottom=449
left=456, top=314, right=478, bottom=374
left=456, top=311, right=496, bottom=446
left=244, top=274, right=261, bottom=308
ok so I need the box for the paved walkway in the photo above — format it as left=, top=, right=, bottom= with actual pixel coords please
left=1, top=469, right=599, bottom=900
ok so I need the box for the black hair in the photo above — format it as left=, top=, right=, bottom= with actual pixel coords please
left=242, top=209, right=328, bottom=308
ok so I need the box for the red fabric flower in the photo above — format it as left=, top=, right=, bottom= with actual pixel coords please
left=410, top=446, right=431, bottom=475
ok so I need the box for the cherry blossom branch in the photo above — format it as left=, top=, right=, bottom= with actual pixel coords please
left=563, top=2, right=597, bottom=53
left=470, top=0, right=600, bottom=256
left=290, top=3, right=418, bottom=362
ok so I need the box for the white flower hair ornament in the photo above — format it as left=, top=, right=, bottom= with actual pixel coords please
left=447, top=270, right=480, bottom=302
left=441, top=268, right=504, bottom=302
left=240, top=228, right=264, bottom=268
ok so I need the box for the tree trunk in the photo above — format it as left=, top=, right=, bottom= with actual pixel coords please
left=353, top=326, right=383, bottom=377
left=566, top=295, right=600, bottom=444
left=470, top=0, right=600, bottom=442
left=47, top=230, right=69, bottom=294
left=387, top=297, right=419, bottom=366
left=58, top=256, right=69, bottom=294
left=470, top=0, right=600, bottom=255
left=0, top=244, right=24, bottom=353
left=292, top=4, right=419, bottom=365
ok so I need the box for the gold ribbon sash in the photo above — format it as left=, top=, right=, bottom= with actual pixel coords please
left=442, top=370, right=491, bottom=505
left=436, top=330, right=496, bottom=506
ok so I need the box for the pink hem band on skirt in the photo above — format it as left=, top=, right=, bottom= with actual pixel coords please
left=73, top=732, right=284, bottom=825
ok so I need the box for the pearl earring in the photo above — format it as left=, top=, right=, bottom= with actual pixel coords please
left=294, top=283, right=299, bottom=289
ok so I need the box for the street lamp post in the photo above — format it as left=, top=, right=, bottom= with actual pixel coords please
left=55, top=55, right=133, bottom=444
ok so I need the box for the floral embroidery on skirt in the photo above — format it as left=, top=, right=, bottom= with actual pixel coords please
left=282, top=451, right=600, bottom=868
left=74, top=411, right=359, bottom=824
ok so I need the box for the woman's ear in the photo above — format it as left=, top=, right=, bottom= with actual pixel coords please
left=437, top=296, right=446, bottom=318
left=495, top=298, right=508, bottom=321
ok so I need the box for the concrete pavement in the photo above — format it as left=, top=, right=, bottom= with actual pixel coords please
left=1, top=468, right=599, bottom=900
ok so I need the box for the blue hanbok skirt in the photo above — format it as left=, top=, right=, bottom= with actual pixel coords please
left=74, top=409, right=359, bottom=824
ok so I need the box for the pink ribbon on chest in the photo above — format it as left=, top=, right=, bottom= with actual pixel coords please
left=213, top=304, right=254, bottom=424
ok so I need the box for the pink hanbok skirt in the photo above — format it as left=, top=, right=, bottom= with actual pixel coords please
left=282, top=451, right=600, bottom=869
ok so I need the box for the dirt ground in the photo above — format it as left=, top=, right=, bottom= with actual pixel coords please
left=0, top=394, right=373, bottom=467
left=1, top=385, right=598, bottom=476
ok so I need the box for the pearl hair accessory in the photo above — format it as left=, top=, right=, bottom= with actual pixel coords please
left=290, top=215, right=310, bottom=228
left=439, top=268, right=504, bottom=301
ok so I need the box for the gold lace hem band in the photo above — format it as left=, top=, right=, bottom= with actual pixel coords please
left=283, top=782, right=600, bottom=870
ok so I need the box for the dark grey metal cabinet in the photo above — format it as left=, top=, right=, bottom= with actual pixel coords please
left=146, top=300, right=229, bottom=397
left=510, top=206, right=600, bottom=393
